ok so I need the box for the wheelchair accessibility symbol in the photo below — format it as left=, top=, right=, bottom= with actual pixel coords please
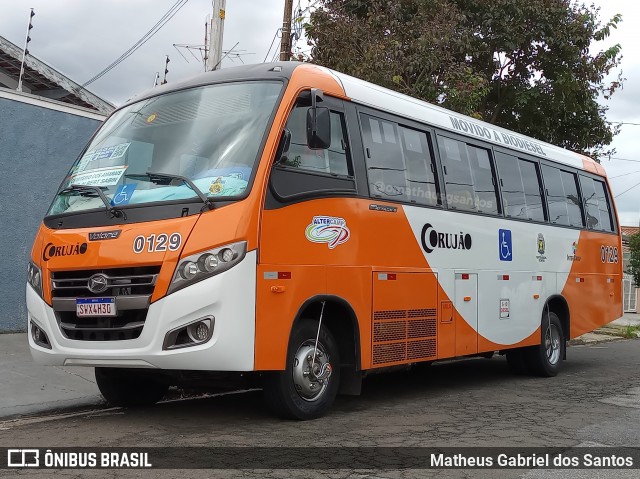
left=111, top=184, right=137, bottom=206
left=499, top=229, right=512, bottom=262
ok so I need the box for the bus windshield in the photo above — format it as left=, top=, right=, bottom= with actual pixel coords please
left=48, top=81, right=283, bottom=216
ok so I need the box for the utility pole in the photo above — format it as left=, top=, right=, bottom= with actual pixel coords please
left=279, top=0, right=294, bottom=61
left=207, top=0, right=226, bottom=70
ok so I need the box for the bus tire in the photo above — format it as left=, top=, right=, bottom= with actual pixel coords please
left=263, top=318, right=341, bottom=420
left=95, top=368, right=169, bottom=407
left=525, top=312, right=565, bottom=377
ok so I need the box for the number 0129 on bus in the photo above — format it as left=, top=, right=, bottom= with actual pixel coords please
left=26, top=62, right=623, bottom=419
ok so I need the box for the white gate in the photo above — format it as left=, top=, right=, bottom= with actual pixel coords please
left=623, top=275, right=637, bottom=313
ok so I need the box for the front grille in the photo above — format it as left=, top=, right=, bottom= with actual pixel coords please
left=50, top=266, right=161, bottom=341
left=51, top=266, right=159, bottom=298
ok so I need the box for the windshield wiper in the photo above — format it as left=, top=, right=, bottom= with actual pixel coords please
left=59, top=184, right=127, bottom=219
left=125, top=172, right=215, bottom=211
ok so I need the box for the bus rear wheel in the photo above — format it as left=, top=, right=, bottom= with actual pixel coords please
left=95, top=368, right=169, bottom=407
left=263, top=318, right=341, bottom=420
left=525, top=312, right=565, bottom=377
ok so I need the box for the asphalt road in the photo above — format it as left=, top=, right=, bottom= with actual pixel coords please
left=1, top=340, right=639, bottom=478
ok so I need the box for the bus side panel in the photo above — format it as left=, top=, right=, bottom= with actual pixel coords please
left=561, top=230, right=623, bottom=338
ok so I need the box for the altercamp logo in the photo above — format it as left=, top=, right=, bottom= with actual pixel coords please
left=305, top=216, right=351, bottom=249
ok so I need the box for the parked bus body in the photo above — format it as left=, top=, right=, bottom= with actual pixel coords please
left=26, top=63, right=623, bottom=419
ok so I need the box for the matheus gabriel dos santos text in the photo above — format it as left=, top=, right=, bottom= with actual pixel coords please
left=432, top=453, right=634, bottom=468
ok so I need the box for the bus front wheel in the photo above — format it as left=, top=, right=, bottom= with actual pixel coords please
left=95, top=367, right=169, bottom=407
left=263, top=318, right=341, bottom=420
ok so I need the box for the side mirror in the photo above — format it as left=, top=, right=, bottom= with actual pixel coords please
left=306, top=88, right=331, bottom=149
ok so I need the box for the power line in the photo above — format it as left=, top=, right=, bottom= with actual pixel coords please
left=615, top=180, right=640, bottom=198
left=606, top=156, right=640, bottom=163
left=609, top=169, right=640, bottom=179
left=82, top=0, right=190, bottom=87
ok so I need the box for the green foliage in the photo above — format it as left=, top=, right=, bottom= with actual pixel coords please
left=628, top=233, right=640, bottom=287
left=306, top=0, right=624, bottom=160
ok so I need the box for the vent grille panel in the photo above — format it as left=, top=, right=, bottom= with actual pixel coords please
left=372, top=309, right=437, bottom=366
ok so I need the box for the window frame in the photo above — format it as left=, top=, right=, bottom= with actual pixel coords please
left=356, top=105, right=445, bottom=210
left=435, top=131, right=503, bottom=217
left=578, top=172, right=618, bottom=234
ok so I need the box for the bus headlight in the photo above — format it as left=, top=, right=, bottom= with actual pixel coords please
left=168, top=241, right=247, bottom=294
left=27, top=261, right=43, bottom=298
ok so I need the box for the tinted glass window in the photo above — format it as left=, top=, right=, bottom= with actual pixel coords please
left=399, top=125, right=439, bottom=206
left=438, top=136, right=499, bottom=214
left=542, top=166, right=583, bottom=227
left=580, top=176, right=614, bottom=231
left=496, top=152, right=526, bottom=219
left=282, top=106, right=350, bottom=176
left=560, top=171, right=583, bottom=227
left=361, top=114, right=439, bottom=206
left=595, top=180, right=614, bottom=232
left=519, top=160, right=545, bottom=222
left=579, top=176, right=602, bottom=229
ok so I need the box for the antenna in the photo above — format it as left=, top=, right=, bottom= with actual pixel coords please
left=17, top=8, right=35, bottom=92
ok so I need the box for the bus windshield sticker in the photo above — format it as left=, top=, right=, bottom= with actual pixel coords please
left=70, top=166, right=128, bottom=187
left=499, top=229, right=513, bottom=261
left=305, top=216, right=351, bottom=249
left=111, top=184, right=137, bottom=206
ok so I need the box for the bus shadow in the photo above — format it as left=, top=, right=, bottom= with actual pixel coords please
left=112, top=354, right=595, bottom=427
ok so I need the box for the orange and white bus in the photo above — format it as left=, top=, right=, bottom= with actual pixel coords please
left=26, top=62, right=623, bottom=419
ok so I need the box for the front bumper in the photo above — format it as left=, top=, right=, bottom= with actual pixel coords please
left=27, top=251, right=256, bottom=371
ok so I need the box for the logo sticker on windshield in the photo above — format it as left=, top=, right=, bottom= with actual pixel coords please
left=305, top=216, right=351, bottom=249
left=111, top=184, right=136, bottom=206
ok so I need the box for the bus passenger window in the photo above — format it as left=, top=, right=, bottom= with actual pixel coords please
left=542, top=166, right=584, bottom=227
left=282, top=105, right=351, bottom=177
left=361, top=114, right=409, bottom=202
left=496, top=153, right=545, bottom=222
left=399, top=126, right=439, bottom=206
left=560, top=171, right=584, bottom=227
left=438, top=136, right=499, bottom=215
left=580, top=176, right=614, bottom=232
left=594, top=180, right=614, bottom=232
left=519, top=159, right=545, bottom=222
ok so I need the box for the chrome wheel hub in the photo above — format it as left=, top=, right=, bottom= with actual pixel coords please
left=292, top=340, right=332, bottom=402
left=545, top=323, right=561, bottom=366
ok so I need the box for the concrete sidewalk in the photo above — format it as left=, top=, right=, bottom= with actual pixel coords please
left=0, top=333, right=103, bottom=418
left=1, top=313, right=638, bottom=419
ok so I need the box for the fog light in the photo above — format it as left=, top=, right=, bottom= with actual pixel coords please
left=189, top=321, right=210, bottom=342
left=163, top=316, right=215, bottom=350
left=179, top=261, right=198, bottom=280
left=31, top=321, right=51, bottom=349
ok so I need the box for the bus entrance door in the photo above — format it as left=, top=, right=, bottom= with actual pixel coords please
left=454, top=272, right=478, bottom=356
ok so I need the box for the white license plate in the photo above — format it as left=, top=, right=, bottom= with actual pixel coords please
left=76, top=298, right=116, bottom=317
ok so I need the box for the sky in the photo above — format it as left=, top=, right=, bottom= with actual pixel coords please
left=0, top=0, right=638, bottom=226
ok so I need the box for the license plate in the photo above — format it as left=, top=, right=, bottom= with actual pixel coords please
left=76, top=298, right=116, bottom=317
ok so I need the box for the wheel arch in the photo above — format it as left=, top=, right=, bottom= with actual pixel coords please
left=544, top=294, right=570, bottom=341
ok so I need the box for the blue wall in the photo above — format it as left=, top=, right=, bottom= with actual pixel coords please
left=0, top=97, right=101, bottom=331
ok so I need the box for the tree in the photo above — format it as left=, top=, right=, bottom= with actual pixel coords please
left=628, top=233, right=640, bottom=287
left=306, top=0, right=623, bottom=159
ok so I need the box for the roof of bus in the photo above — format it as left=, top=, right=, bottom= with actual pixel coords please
left=121, top=61, right=604, bottom=176
left=324, top=68, right=602, bottom=174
